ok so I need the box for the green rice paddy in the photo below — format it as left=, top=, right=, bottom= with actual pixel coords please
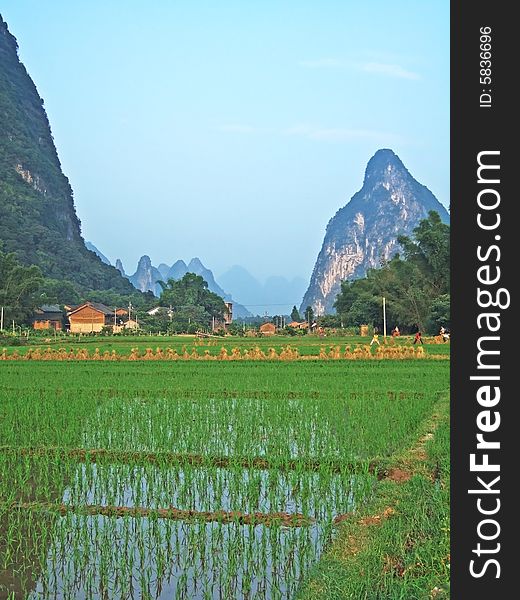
left=0, top=339, right=449, bottom=599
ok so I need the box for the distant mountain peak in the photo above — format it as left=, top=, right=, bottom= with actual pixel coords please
left=136, top=255, right=153, bottom=268
left=125, top=255, right=252, bottom=317
left=217, top=266, right=308, bottom=316
left=171, top=259, right=187, bottom=268
left=115, top=259, right=126, bottom=276
left=85, top=241, right=111, bottom=265
left=301, top=149, right=449, bottom=315
left=187, top=257, right=204, bottom=269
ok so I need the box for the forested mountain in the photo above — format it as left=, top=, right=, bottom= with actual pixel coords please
left=0, top=15, right=134, bottom=295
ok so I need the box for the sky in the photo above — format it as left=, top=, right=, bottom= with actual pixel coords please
left=1, top=0, right=449, bottom=284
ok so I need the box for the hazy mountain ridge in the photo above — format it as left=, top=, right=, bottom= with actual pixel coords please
left=116, top=255, right=252, bottom=318
left=217, top=265, right=307, bottom=316
left=85, top=241, right=111, bottom=265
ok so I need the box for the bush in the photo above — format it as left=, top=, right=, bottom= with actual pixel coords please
left=0, top=334, right=26, bottom=346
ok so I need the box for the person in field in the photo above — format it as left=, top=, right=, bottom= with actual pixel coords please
left=392, top=325, right=400, bottom=337
left=413, top=331, right=424, bottom=345
left=370, top=328, right=380, bottom=346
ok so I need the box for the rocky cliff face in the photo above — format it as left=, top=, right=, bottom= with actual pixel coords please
left=115, top=259, right=126, bottom=276
left=128, top=256, right=163, bottom=296
left=301, top=149, right=450, bottom=315
left=0, top=15, right=134, bottom=294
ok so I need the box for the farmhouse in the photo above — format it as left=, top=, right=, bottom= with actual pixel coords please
left=124, top=318, right=139, bottom=330
left=32, top=305, right=63, bottom=331
left=288, top=321, right=307, bottom=330
left=66, top=302, right=127, bottom=333
left=259, top=322, right=276, bottom=336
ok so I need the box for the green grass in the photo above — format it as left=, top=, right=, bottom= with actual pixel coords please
left=297, top=397, right=450, bottom=600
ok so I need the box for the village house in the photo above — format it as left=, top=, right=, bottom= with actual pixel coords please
left=65, top=302, right=128, bottom=333
left=31, top=305, right=63, bottom=331
left=287, top=321, right=308, bottom=330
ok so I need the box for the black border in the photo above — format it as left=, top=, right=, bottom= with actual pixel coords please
left=451, top=2, right=514, bottom=596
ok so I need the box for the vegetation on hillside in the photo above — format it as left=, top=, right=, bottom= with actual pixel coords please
left=334, top=211, right=450, bottom=333
left=0, top=15, right=135, bottom=297
left=0, top=249, right=43, bottom=323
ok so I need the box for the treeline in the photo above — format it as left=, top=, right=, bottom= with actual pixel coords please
left=332, top=211, right=449, bottom=334
left=0, top=248, right=152, bottom=325
left=0, top=248, right=227, bottom=332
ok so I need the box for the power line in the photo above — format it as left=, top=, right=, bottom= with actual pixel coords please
left=239, top=303, right=297, bottom=307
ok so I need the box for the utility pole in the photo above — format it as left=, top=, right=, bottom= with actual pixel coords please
left=0, top=306, right=3, bottom=331
left=382, top=296, right=387, bottom=338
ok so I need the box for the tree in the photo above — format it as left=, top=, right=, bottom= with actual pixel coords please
left=333, top=212, right=450, bottom=333
left=428, top=294, right=450, bottom=332
left=39, top=278, right=81, bottom=305
left=158, top=273, right=226, bottom=330
left=0, top=250, right=44, bottom=324
left=304, top=306, right=314, bottom=326
left=398, top=210, right=450, bottom=295
left=317, top=314, right=341, bottom=328
left=290, top=306, right=301, bottom=322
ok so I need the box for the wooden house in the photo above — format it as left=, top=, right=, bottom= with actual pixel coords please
left=32, top=305, right=63, bottom=331
left=66, top=302, right=126, bottom=333
left=288, top=321, right=308, bottom=330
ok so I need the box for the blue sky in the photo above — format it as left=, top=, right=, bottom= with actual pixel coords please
left=1, top=0, right=449, bottom=283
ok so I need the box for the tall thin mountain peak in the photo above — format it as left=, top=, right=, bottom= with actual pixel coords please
left=363, top=149, right=411, bottom=186
left=301, top=149, right=449, bottom=315
left=115, top=259, right=126, bottom=276
left=137, top=255, right=153, bottom=267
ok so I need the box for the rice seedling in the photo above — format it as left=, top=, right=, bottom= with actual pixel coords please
left=0, top=343, right=448, bottom=599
